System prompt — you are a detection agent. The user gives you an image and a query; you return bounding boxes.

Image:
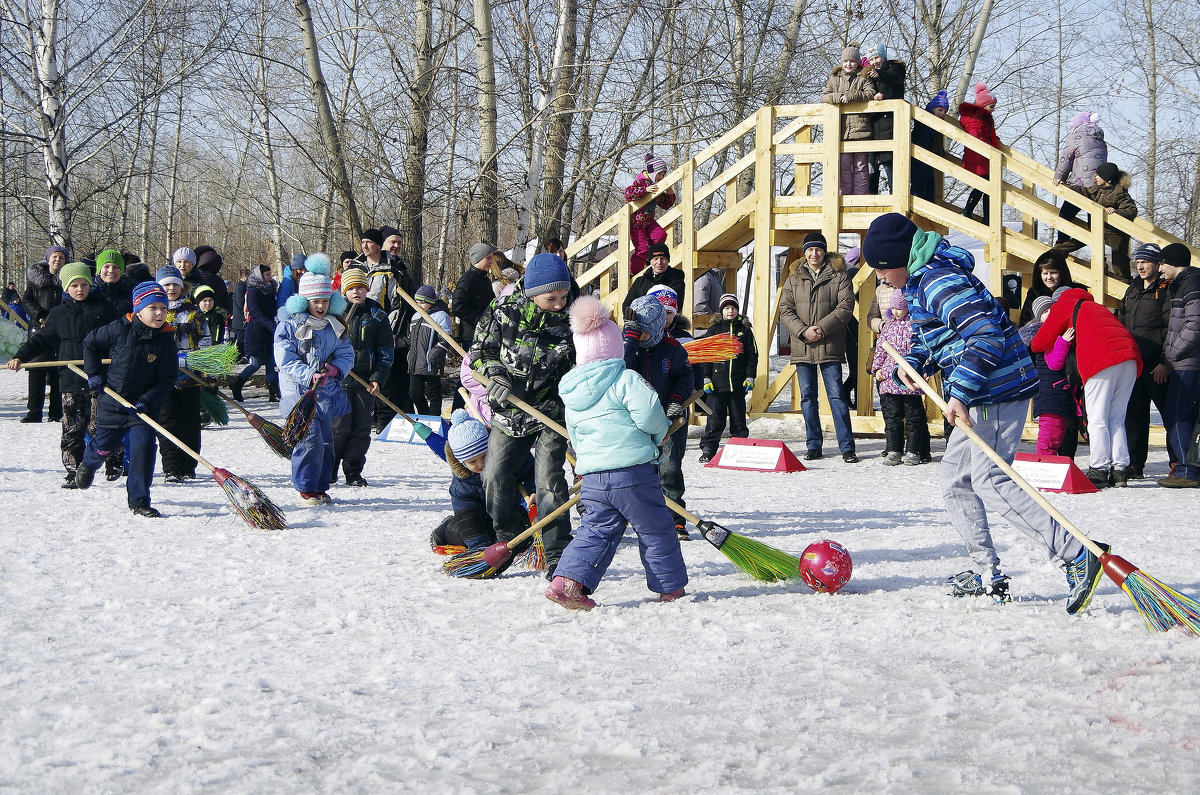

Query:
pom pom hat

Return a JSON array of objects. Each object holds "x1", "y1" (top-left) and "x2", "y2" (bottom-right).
[
  {"x1": 569, "y1": 295, "x2": 623, "y2": 364},
  {"x1": 448, "y1": 409, "x2": 490, "y2": 462},
  {"x1": 298, "y1": 253, "x2": 333, "y2": 299},
  {"x1": 59, "y1": 262, "x2": 93, "y2": 290},
  {"x1": 132, "y1": 282, "x2": 167, "y2": 313},
  {"x1": 973, "y1": 83, "x2": 996, "y2": 106},
  {"x1": 523, "y1": 252, "x2": 571, "y2": 298},
  {"x1": 925, "y1": 90, "x2": 949, "y2": 112}
]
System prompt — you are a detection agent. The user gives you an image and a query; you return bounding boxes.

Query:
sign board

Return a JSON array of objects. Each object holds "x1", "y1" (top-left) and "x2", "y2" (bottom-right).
[
  {"x1": 1011, "y1": 452, "x2": 1099, "y2": 494},
  {"x1": 378, "y1": 413, "x2": 448, "y2": 445},
  {"x1": 706, "y1": 437, "x2": 806, "y2": 473}
]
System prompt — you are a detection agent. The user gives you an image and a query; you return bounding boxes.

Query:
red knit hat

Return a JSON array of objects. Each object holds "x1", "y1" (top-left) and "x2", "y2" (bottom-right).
[{"x1": 973, "y1": 83, "x2": 996, "y2": 106}]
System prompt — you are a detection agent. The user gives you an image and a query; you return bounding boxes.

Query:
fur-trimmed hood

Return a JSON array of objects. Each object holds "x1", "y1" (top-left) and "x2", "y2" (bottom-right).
[
  {"x1": 445, "y1": 441, "x2": 473, "y2": 479},
  {"x1": 26, "y1": 260, "x2": 58, "y2": 290}
]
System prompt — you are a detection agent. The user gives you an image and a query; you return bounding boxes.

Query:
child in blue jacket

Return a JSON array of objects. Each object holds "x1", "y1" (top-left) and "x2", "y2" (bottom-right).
[
  {"x1": 274, "y1": 254, "x2": 354, "y2": 505},
  {"x1": 550, "y1": 295, "x2": 688, "y2": 610}
]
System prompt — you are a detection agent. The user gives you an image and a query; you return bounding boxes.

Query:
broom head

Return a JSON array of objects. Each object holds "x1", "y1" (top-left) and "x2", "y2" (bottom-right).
[
  {"x1": 247, "y1": 413, "x2": 292, "y2": 458},
  {"x1": 199, "y1": 388, "x2": 229, "y2": 426},
  {"x1": 212, "y1": 467, "x2": 288, "y2": 530},
  {"x1": 1102, "y1": 552, "x2": 1200, "y2": 635},
  {"x1": 442, "y1": 548, "x2": 500, "y2": 579},
  {"x1": 698, "y1": 519, "x2": 805, "y2": 583},
  {"x1": 681, "y1": 332, "x2": 743, "y2": 364},
  {"x1": 282, "y1": 389, "x2": 317, "y2": 448},
  {"x1": 185, "y1": 343, "x2": 241, "y2": 376}
]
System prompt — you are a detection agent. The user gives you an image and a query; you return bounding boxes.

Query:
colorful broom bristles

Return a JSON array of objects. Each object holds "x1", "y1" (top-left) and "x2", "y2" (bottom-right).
[
  {"x1": 213, "y1": 468, "x2": 287, "y2": 531},
  {"x1": 442, "y1": 550, "x2": 497, "y2": 578},
  {"x1": 1120, "y1": 570, "x2": 1200, "y2": 636},
  {"x1": 185, "y1": 343, "x2": 241, "y2": 376},
  {"x1": 282, "y1": 389, "x2": 317, "y2": 448},
  {"x1": 246, "y1": 413, "x2": 292, "y2": 458},
  {"x1": 199, "y1": 388, "x2": 229, "y2": 426},
  {"x1": 682, "y1": 332, "x2": 743, "y2": 364}
]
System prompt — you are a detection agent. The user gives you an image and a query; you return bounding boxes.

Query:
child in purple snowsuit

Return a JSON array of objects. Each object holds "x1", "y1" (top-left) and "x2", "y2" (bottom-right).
[
  {"x1": 548, "y1": 295, "x2": 688, "y2": 610},
  {"x1": 869, "y1": 289, "x2": 930, "y2": 464}
]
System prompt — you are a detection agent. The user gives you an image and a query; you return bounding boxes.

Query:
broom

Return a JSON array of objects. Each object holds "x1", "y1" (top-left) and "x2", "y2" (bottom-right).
[
  {"x1": 198, "y1": 387, "x2": 229, "y2": 426},
  {"x1": 398, "y1": 285, "x2": 805, "y2": 582},
  {"x1": 21, "y1": 347, "x2": 238, "y2": 377},
  {"x1": 443, "y1": 490, "x2": 582, "y2": 579},
  {"x1": 282, "y1": 387, "x2": 318, "y2": 449},
  {"x1": 346, "y1": 371, "x2": 448, "y2": 459},
  {"x1": 880, "y1": 339, "x2": 1200, "y2": 635},
  {"x1": 681, "y1": 332, "x2": 743, "y2": 364},
  {"x1": 68, "y1": 365, "x2": 287, "y2": 530},
  {"x1": 181, "y1": 369, "x2": 290, "y2": 458}
]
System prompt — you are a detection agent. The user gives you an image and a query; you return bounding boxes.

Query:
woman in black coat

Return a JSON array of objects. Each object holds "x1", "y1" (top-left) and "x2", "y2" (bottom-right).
[
  {"x1": 1018, "y1": 249, "x2": 1076, "y2": 326},
  {"x1": 228, "y1": 264, "x2": 279, "y2": 401}
]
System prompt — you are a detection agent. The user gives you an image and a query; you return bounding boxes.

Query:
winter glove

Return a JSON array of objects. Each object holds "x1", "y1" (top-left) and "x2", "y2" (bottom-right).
[
  {"x1": 323, "y1": 363, "x2": 340, "y2": 380},
  {"x1": 623, "y1": 307, "x2": 641, "y2": 343},
  {"x1": 126, "y1": 401, "x2": 149, "y2": 417},
  {"x1": 429, "y1": 346, "x2": 447, "y2": 371},
  {"x1": 87, "y1": 374, "x2": 105, "y2": 394},
  {"x1": 665, "y1": 402, "x2": 685, "y2": 421},
  {"x1": 743, "y1": 377, "x2": 755, "y2": 393},
  {"x1": 702, "y1": 379, "x2": 714, "y2": 394},
  {"x1": 486, "y1": 373, "x2": 512, "y2": 410},
  {"x1": 312, "y1": 369, "x2": 328, "y2": 387}
]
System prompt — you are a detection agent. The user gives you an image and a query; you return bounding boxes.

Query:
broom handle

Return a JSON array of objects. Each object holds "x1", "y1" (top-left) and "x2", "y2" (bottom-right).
[
  {"x1": 20, "y1": 358, "x2": 111, "y2": 368},
  {"x1": 502, "y1": 484, "x2": 583, "y2": 551},
  {"x1": 181, "y1": 368, "x2": 253, "y2": 419},
  {"x1": 398, "y1": 284, "x2": 704, "y2": 526},
  {"x1": 67, "y1": 364, "x2": 218, "y2": 474},
  {"x1": 878, "y1": 339, "x2": 1102, "y2": 557},
  {"x1": 346, "y1": 370, "x2": 424, "y2": 426},
  {"x1": 0, "y1": 297, "x2": 29, "y2": 330}
]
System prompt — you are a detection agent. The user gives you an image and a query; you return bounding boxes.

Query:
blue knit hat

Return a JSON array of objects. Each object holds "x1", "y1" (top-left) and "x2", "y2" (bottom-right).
[
  {"x1": 155, "y1": 265, "x2": 184, "y2": 287},
  {"x1": 523, "y1": 252, "x2": 571, "y2": 298},
  {"x1": 448, "y1": 409, "x2": 490, "y2": 461},
  {"x1": 132, "y1": 281, "x2": 168, "y2": 313},
  {"x1": 171, "y1": 247, "x2": 196, "y2": 265},
  {"x1": 863, "y1": 213, "x2": 918, "y2": 270},
  {"x1": 415, "y1": 284, "x2": 438, "y2": 303},
  {"x1": 1132, "y1": 243, "x2": 1162, "y2": 264},
  {"x1": 630, "y1": 295, "x2": 667, "y2": 347},
  {"x1": 864, "y1": 43, "x2": 887, "y2": 61},
  {"x1": 925, "y1": 90, "x2": 949, "y2": 112}
]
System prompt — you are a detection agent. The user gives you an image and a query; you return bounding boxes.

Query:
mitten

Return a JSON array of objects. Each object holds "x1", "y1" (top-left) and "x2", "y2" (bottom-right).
[
  {"x1": 622, "y1": 307, "x2": 641, "y2": 343},
  {"x1": 487, "y1": 373, "x2": 512, "y2": 409},
  {"x1": 323, "y1": 363, "x2": 340, "y2": 379},
  {"x1": 126, "y1": 401, "x2": 149, "y2": 417},
  {"x1": 429, "y1": 347, "x2": 447, "y2": 370},
  {"x1": 665, "y1": 402, "x2": 685, "y2": 421},
  {"x1": 743, "y1": 377, "x2": 755, "y2": 393},
  {"x1": 702, "y1": 379, "x2": 714, "y2": 394},
  {"x1": 87, "y1": 374, "x2": 105, "y2": 393}
]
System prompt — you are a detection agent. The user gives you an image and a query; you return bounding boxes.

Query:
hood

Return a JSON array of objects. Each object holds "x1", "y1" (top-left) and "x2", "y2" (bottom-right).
[
  {"x1": 560, "y1": 358, "x2": 625, "y2": 413},
  {"x1": 1073, "y1": 122, "x2": 1104, "y2": 142},
  {"x1": 958, "y1": 101, "x2": 992, "y2": 118},
  {"x1": 1057, "y1": 287, "x2": 1093, "y2": 312},
  {"x1": 247, "y1": 268, "x2": 276, "y2": 293},
  {"x1": 26, "y1": 260, "x2": 57, "y2": 289}
]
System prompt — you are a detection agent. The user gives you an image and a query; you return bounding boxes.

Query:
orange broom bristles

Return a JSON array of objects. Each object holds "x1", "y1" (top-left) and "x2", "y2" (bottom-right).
[{"x1": 682, "y1": 332, "x2": 742, "y2": 364}]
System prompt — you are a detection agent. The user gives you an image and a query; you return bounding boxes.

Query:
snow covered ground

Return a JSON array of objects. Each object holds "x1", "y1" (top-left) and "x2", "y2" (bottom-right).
[{"x1": 2, "y1": 373, "x2": 1199, "y2": 793}]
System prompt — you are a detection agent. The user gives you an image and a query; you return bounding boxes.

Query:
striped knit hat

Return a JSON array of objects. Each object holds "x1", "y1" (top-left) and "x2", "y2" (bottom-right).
[
  {"x1": 1132, "y1": 243, "x2": 1162, "y2": 264},
  {"x1": 718, "y1": 293, "x2": 739, "y2": 311},
  {"x1": 340, "y1": 267, "x2": 369, "y2": 294},
  {"x1": 646, "y1": 284, "x2": 678, "y2": 312},
  {"x1": 132, "y1": 281, "x2": 168, "y2": 313}
]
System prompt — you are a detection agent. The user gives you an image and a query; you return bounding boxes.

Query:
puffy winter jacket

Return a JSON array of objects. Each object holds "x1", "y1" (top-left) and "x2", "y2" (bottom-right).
[
  {"x1": 1031, "y1": 287, "x2": 1142, "y2": 382},
  {"x1": 343, "y1": 297, "x2": 394, "y2": 388},
  {"x1": 958, "y1": 102, "x2": 1001, "y2": 177},
  {"x1": 779, "y1": 253, "x2": 854, "y2": 364},
  {"x1": 82, "y1": 314, "x2": 179, "y2": 428},
  {"x1": 1164, "y1": 266, "x2": 1200, "y2": 372},
  {"x1": 624, "y1": 330, "x2": 693, "y2": 405},
  {"x1": 407, "y1": 300, "x2": 452, "y2": 375},
  {"x1": 1071, "y1": 174, "x2": 1136, "y2": 221},
  {"x1": 1018, "y1": 320, "x2": 1075, "y2": 419},
  {"x1": 469, "y1": 290, "x2": 574, "y2": 437},
  {"x1": 453, "y1": 266, "x2": 496, "y2": 346},
  {"x1": 273, "y1": 311, "x2": 354, "y2": 420},
  {"x1": 700, "y1": 315, "x2": 758, "y2": 392},
  {"x1": 1117, "y1": 275, "x2": 1171, "y2": 369},
  {"x1": 560, "y1": 358, "x2": 669, "y2": 475},
  {"x1": 1054, "y1": 121, "x2": 1108, "y2": 187},
  {"x1": 22, "y1": 260, "x2": 62, "y2": 327},
  {"x1": 623, "y1": 266, "x2": 688, "y2": 310},
  {"x1": 820, "y1": 66, "x2": 878, "y2": 140},
  {"x1": 868, "y1": 60, "x2": 906, "y2": 140},
  {"x1": 91, "y1": 276, "x2": 133, "y2": 316},
  {"x1": 15, "y1": 292, "x2": 117, "y2": 391}
]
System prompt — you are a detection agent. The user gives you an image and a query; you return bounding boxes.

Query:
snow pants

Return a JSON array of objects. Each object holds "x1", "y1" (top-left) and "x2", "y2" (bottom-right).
[
  {"x1": 941, "y1": 399, "x2": 1083, "y2": 579},
  {"x1": 700, "y1": 391, "x2": 748, "y2": 457},
  {"x1": 60, "y1": 389, "x2": 91, "y2": 475},
  {"x1": 85, "y1": 423, "x2": 157, "y2": 510},
  {"x1": 839, "y1": 153, "x2": 869, "y2": 195},
  {"x1": 158, "y1": 386, "x2": 202, "y2": 478},
  {"x1": 1082, "y1": 360, "x2": 1137, "y2": 470},
  {"x1": 880, "y1": 393, "x2": 930, "y2": 456},
  {"x1": 332, "y1": 386, "x2": 376, "y2": 480},
  {"x1": 554, "y1": 462, "x2": 687, "y2": 596}
]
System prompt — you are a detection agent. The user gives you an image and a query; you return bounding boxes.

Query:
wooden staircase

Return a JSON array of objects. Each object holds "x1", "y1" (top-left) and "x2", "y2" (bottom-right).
[{"x1": 565, "y1": 101, "x2": 1193, "y2": 435}]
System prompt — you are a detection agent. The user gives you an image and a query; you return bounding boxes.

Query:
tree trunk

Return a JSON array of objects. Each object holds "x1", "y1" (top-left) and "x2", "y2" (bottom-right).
[
  {"x1": 401, "y1": 0, "x2": 435, "y2": 284},
  {"x1": 33, "y1": 0, "x2": 71, "y2": 248},
  {"x1": 165, "y1": 76, "x2": 185, "y2": 256},
  {"x1": 1143, "y1": 0, "x2": 1157, "y2": 222},
  {"x1": 765, "y1": 0, "x2": 807, "y2": 107},
  {"x1": 257, "y1": 0, "x2": 285, "y2": 272},
  {"x1": 292, "y1": 0, "x2": 361, "y2": 241},
  {"x1": 473, "y1": 0, "x2": 499, "y2": 246},
  {"x1": 953, "y1": 0, "x2": 995, "y2": 107},
  {"x1": 436, "y1": 42, "x2": 461, "y2": 288},
  {"x1": 140, "y1": 91, "x2": 161, "y2": 260},
  {"x1": 534, "y1": 0, "x2": 578, "y2": 256}
]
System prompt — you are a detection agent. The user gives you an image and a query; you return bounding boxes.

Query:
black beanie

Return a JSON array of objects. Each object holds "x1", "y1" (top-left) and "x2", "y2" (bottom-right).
[
  {"x1": 648, "y1": 243, "x2": 670, "y2": 262},
  {"x1": 361, "y1": 228, "x2": 384, "y2": 246},
  {"x1": 802, "y1": 232, "x2": 828, "y2": 252},
  {"x1": 1161, "y1": 243, "x2": 1191, "y2": 270},
  {"x1": 1096, "y1": 162, "x2": 1120, "y2": 185},
  {"x1": 863, "y1": 213, "x2": 918, "y2": 270}
]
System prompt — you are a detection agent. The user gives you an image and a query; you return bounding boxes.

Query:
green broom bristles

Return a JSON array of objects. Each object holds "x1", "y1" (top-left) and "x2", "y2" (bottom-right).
[
  {"x1": 199, "y1": 388, "x2": 229, "y2": 426},
  {"x1": 185, "y1": 343, "x2": 240, "y2": 376},
  {"x1": 697, "y1": 520, "x2": 805, "y2": 583},
  {"x1": 1120, "y1": 570, "x2": 1200, "y2": 636},
  {"x1": 213, "y1": 468, "x2": 287, "y2": 530}
]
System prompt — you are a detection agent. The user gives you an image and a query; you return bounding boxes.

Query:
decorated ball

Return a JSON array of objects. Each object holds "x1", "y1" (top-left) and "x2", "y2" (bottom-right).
[{"x1": 799, "y1": 540, "x2": 852, "y2": 593}]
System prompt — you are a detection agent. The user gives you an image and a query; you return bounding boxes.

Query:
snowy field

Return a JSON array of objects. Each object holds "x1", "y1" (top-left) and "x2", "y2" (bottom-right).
[{"x1": 2, "y1": 373, "x2": 1200, "y2": 793}]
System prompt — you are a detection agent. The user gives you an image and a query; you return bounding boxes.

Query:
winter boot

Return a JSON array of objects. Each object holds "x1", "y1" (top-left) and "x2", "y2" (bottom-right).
[
  {"x1": 545, "y1": 576, "x2": 596, "y2": 610},
  {"x1": 267, "y1": 381, "x2": 280, "y2": 403},
  {"x1": 228, "y1": 376, "x2": 245, "y2": 402}
]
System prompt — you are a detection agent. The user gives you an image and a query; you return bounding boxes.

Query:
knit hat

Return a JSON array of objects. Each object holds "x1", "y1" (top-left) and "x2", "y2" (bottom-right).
[
  {"x1": 844, "y1": 246, "x2": 862, "y2": 267},
  {"x1": 1096, "y1": 162, "x2": 1120, "y2": 185},
  {"x1": 361, "y1": 228, "x2": 384, "y2": 246},
  {"x1": 1031, "y1": 296, "x2": 1055, "y2": 321},
  {"x1": 889, "y1": 289, "x2": 909, "y2": 313},
  {"x1": 172, "y1": 247, "x2": 197, "y2": 266},
  {"x1": 44, "y1": 245, "x2": 69, "y2": 262},
  {"x1": 193, "y1": 284, "x2": 215, "y2": 305},
  {"x1": 469, "y1": 242, "x2": 496, "y2": 266},
  {"x1": 644, "y1": 152, "x2": 667, "y2": 175},
  {"x1": 379, "y1": 225, "x2": 401, "y2": 242},
  {"x1": 1071, "y1": 111, "x2": 1100, "y2": 128},
  {"x1": 298, "y1": 253, "x2": 334, "y2": 300},
  {"x1": 1052, "y1": 286, "x2": 1072, "y2": 301},
  {"x1": 1161, "y1": 243, "x2": 1192, "y2": 270},
  {"x1": 925, "y1": 90, "x2": 949, "y2": 112},
  {"x1": 156, "y1": 265, "x2": 184, "y2": 288},
  {"x1": 863, "y1": 213, "x2": 918, "y2": 270},
  {"x1": 196, "y1": 247, "x2": 223, "y2": 275},
  {"x1": 523, "y1": 252, "x2": 571, "y2": 298},
  {"x1": 1132, "y1": 243, "x2": 1162, "y2": 264},
  {"x1": 864, "y1": 43, "x2": 886, "y2": 60},
  {"x1": 448, "y1": 409, "x2": 490, "y2": 462},
  {"x1": 415, "y1": 284, "x2": 438, "y2": 303},
  {"x1": 973, "y1": 83, "x2": 996, "y2": 106},
  {"x1": 95, "y1": 249, "x2": 124, "y2": 275},
  {"x1": 646, "y1": 284, "x2": 678, "y2": 313},
  {"x1": 569, "y1": 294, "x2": 623, "y2": 365},
  {"x1": 131, "y1": 281, "x2": 167, "y2": 313},
  {"x1": 841, "y1": 43, "x2": 861, "y2": 63},
  {"x1": 648, "y1": 242, "x2": 671, "y2": 262},
  {"x1": 59, "y1": 261, "x2": 93, "y2": 290},
  {"x1": 340, "y1": 267, "x2": 369, "y2": 294},
  {"x1": 802, "y1": 232, "x2": 828, "y2": 252},
  {"x1": 290, "y1": 253, "x2": 307, "y2": 271},
  {"x1": 718, "y1": 293, "x2": 739, "y2": 312},
  {"x1": 339, "y1": 250, "x2": 357, "y2": 264},
  {"x1": 630, "y1": 295, "x2": 667, "y2": 347}
]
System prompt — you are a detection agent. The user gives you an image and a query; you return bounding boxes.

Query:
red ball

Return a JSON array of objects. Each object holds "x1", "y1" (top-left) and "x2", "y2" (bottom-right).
[{"x1": 800, "y1": 540, "x2": 853, "y2": 593}]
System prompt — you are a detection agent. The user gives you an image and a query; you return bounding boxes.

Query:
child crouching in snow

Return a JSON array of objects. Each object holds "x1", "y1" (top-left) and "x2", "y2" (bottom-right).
[
  {"x1": 548, "y1": 295, "x2": 688, "y2": 610},
  {"x1": 274, "y1": 254, "x2": 354, "y2": 505}
]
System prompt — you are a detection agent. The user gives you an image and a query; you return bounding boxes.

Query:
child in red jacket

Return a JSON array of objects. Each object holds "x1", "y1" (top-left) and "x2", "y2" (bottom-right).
[{"x1": 959, "y1": 83, "x2": 1001, "y2": 224}]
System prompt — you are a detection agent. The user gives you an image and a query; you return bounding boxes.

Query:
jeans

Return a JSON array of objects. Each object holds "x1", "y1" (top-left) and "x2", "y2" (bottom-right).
[
  {"x1": 1164, "y1": 370, "x2": 1200, "y2": 480},
  {"x1": 796, "y1": 362, "x2": 855, "y2": 454},
  {"x1": 237, "y1": 355, "x2": 278, "y2": 387},
  {"x1": 1125, "y1": 368, "x2": 1172, "y2": 471},
  {"x1": 483, "y1": 425, "x2": 573, "y2": 571}
]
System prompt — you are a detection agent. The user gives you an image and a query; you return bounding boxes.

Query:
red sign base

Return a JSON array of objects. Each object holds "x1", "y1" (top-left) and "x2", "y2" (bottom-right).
[
  {"x1": 1012, "y1": 452, "x2": 1099, "y2": 494},
  {"x1": 705, "y1": 437, "x2": 807, "y2": 473}
]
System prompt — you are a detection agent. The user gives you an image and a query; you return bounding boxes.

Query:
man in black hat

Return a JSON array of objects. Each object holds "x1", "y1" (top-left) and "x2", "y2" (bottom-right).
[{"x1": 623, "y1": 243, "x2": 686, "y2": 310}]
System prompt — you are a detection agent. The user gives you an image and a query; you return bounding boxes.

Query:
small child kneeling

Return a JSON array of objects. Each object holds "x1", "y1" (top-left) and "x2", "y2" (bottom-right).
[{"x1": 549, "y1": 295, "x2": 688, "y2": 610}]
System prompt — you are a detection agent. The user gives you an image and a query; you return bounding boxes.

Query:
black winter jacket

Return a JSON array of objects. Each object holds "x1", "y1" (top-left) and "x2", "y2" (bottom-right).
[
  {"x1": 91, "y1": 276, "x2": 133, "y2": 316},
  {"x1": 22, "y1": 260, "x2": 62, "y2": 326},
  {"x1": 83, "y1": 315, "x2": 179, "y2": 428},
  {"x1": 623, "y1": 266, "x2": 687, "y2": 310},
  {"x1": 701, "y1": 315, "x2": 759, "y2": 392},
  {"x1": 453, "y1": 266, "x2": 496, "y2": 346},
  {"x1": 1117, "y1": 276, "x2": 1171, "y2": 370},
  {"x1": 15, "y1": 293, "x2": 117, "y2": 392},
  {"x1": 343, "y1": 297, "x2": 394, "y2": 388},
  {"x1": 623, "y1": 333, "x2": 693, "y2": 407}
]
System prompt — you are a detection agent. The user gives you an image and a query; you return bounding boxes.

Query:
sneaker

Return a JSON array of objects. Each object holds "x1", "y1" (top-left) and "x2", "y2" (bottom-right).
[
  {"x1": 804, "y1": 449, "x2": 823, "y2": 461},
  {"x1": 163, "y1": 473, "x2": 184, "y2": 484},
  {"x1": 1126, "y1": 466, "x2": 1144, "y2": 480},
  {"x1": 675, "y1": 522, "x2": 689, "y2": 541},
  {"x1": 61, "y1": 476, "x2": 78, "y2": 490},
  {"x1": 902, "y1": 452, "x2": 923, "y2": 466},
  {"x1": 1064, "y1": 543, "x2": 1109, "y2": 614},
  {"x1": 317, "y1": 492, "x2": 332, "y2": 504},
  {"x1": 345, "y1": 475, "x2": 368, "y2": 487},
  {"x1": 879, "y1": 449, "x2": 892, "y2": 458},
  {"x1": 657, "y1": 589, "x2": 687, "y2": 602},
  {"x1": 75, "y1": 464, "x2": 97, "y2": 490},
  {"x1": 1159, "y1": 475, "x2": 1200, "y2": 488},
  {"x1": 1086, "y1": 467, "x2": 1112, "y2": 489},
  {"x1": 842, "y1": 451, "x2": 859, "y2": 464},
  {"x1": 131, "y1": 506, "x2": 163, "y2": 518},
  {"x1": 1112, "y1": 467, "x2": 1129, "y2": 488},
  {"x1": 989, "y1": 575, "x2": 1012, "y2": 604},
  {"x1": 948, "y1": 570, "x2": 987, "y2": 597},
  {"x1": 105, "y1": 461, "x2": 122, "y2": 481},
  {"x1": 698, "y1": 453, "x2": 711, "y2": 464},
  {"x1": 299, "y1": 492, "x2": 325, "y2": 505},
  {"x1": 882, "y1": 451, "x2": 903, "y2": 466},
  {"x1": 545, "y1": 576, "x2": 596, "y2": 610}
]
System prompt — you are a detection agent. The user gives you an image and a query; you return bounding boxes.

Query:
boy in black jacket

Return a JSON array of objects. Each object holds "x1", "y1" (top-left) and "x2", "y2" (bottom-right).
[
  {"x1": 699, "y1": 294, "x2": 759, "y2": 462},
  {"x1": 75, "y1": 282, "x2": 180, "y2": 517},
  {"x1": 7, "y1": 262, "x2": 116, "y2": 487},
  {"x1": 332, "y1": 268, "x2": 393, "y2": 486}
]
